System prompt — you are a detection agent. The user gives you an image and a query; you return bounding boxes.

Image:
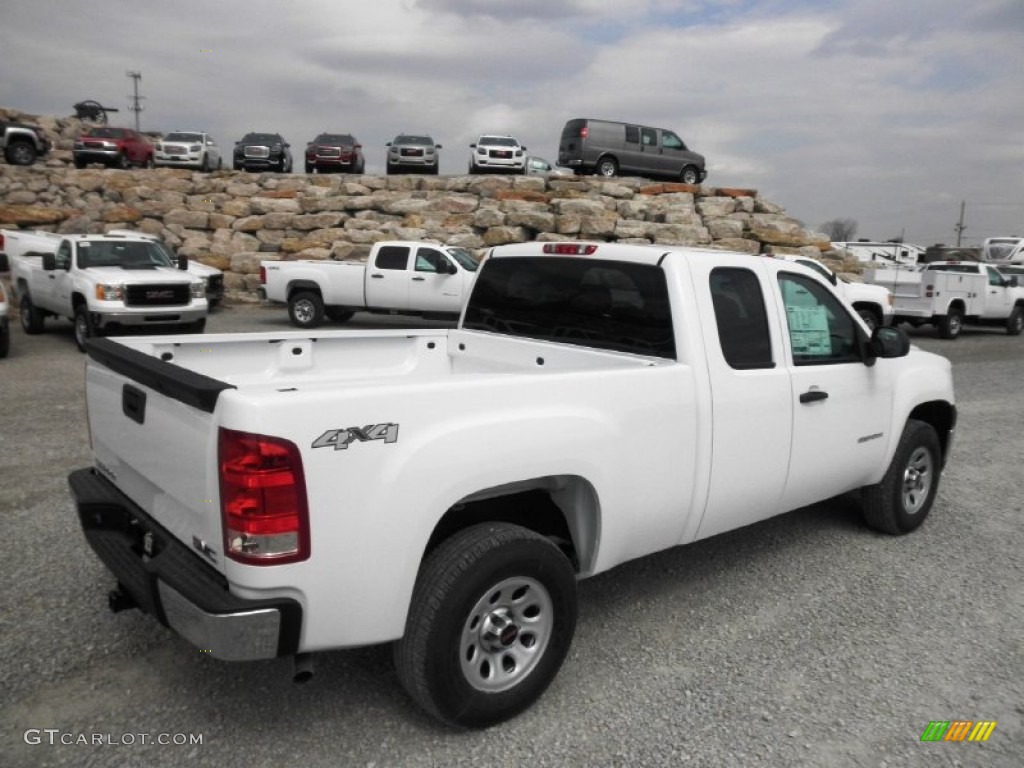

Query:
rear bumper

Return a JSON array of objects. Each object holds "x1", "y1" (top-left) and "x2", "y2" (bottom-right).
[{"x1": 69, "y1": 467, "x2": 302, "y2": 661}]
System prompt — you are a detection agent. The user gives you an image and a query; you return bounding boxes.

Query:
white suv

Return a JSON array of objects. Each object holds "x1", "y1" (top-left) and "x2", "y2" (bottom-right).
[
  {"x1": 154, "y1": 131, "x2": 222, "y2": 171},
  {"x1": 469, "y1": 135, "x2": 527, "y2": 174}
]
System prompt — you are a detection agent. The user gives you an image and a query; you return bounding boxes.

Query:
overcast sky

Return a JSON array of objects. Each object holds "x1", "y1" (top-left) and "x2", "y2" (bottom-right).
[{"x1": 2, "y1": 0, "x2": 1022, "y2": 245}]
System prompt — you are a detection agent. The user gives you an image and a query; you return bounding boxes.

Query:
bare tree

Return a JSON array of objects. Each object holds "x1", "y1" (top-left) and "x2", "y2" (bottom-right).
[{"x1": 819, "y1": 218, "x2": 858, "y2": 241}]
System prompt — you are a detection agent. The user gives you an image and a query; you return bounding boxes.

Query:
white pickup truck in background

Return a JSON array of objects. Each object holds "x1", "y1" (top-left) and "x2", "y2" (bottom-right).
[
  {"x1": 69, "y1": 241, "x2": 956, "y2": 728},
  {"x1": 260, "y1": 240, "x2": 479, "y2": 327},
  {"x1": 2, "y1": 229, "x2": 208, "y2": 351},
  {"x1": 107, "y1": 229, "x2": 225, "y2": 307},
  {"x1": 864, "y1": 260, "x2": 1024, "y2": 339},
  {"x1": 773, "y1": 254, "x2": 893, "y2": 330}
]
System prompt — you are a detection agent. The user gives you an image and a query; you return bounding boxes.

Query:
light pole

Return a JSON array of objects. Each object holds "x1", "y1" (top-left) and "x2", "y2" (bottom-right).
[{"x1": 126, "y1": 71, "x2": 144, "y2": 132}]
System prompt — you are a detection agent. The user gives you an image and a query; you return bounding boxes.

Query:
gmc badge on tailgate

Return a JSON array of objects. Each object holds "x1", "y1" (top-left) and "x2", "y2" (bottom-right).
[{"x1": 312, "y1": 423, "x2": 399, "y2": 451}]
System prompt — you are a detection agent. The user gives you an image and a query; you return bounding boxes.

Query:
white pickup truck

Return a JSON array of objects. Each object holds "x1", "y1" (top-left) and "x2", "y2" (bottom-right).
[
  {"x1": 69, "y1": 241, "x2": 956, "y2": 728},
  {"x1": 864, "y1": 260, "x2": 1024, "y2": 339},
  {"x1": 2, "y1": 230, "x2": 208, "y2": 351},
  {"x1": 260, "y1": 240, "x2": 479, "y2": 328}
]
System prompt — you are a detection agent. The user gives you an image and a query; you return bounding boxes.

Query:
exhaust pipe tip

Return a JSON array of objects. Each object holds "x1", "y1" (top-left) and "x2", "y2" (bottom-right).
[{"x1": 293, "y1": 653, "x2": 314, "y2": 684}]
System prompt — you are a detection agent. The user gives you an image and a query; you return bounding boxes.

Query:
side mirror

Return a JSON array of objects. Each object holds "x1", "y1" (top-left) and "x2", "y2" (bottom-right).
[
  {"x1": 440, "y1": 260, "x2": 457, "y2": 275},
  {"x1": 386, "y1": 142, "x2": 392, "y2": 147},
  {"x1": 867, "y1": 326, "x2": 910, "y2": 363},
  {"x1": 1004, "y1": 277, "x2": 1018, "y2": 288},
  {"x1": 470, "y1": 143, "x2": 477, "y2": 148},
  {"x1": 42, "y1": 253, "x2": 56, "y2": 271},
  {"x1": 435, "y1": 144, "x2": 443, "y2": 149},
  {"x1": 177, "y1": 255, "x2": 189, "y2": 271}
]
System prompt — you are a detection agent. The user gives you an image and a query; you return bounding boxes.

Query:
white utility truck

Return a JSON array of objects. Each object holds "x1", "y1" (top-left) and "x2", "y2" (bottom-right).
[
  {"x1": 69, "y1": 241, "x2": 956, "y2": 728},
  {"x1": 864, "y1": 260, "x2": 1024, "y2": 339},
  {"x1": 260, "y1": 240, "x2": 479, "y2": 328},
  {"x1": 2, "y1": 230, "x2": 208, "y2": 351},
  {"x1": 772, "y1": 254, "x2": 893, "y2": 330}
]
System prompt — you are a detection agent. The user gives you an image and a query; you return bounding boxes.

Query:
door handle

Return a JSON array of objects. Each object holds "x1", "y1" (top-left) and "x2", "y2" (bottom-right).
[
  {"x1": 799, "y1": 390, "x2": 829, "y2": 404},
  {"x1": 412, "y1": 276, "x2": 425, "y2": 282},
  {"x1": 370, "y1": 274, "x2": 384, "y2": 279}
]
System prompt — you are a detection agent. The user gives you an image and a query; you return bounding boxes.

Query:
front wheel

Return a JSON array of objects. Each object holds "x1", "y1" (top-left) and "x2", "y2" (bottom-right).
[
  {"x1": 394, "y1": 523, "x2": 577, "y2": 728},
  {"x1": 1006, "y1": 307, "x2": 1024, "y2": 336},
  {"x1": 937, "y1": 308, "x2": 963, "y2": 339},
  {"x1": 287, "y1": 290, "x2": 324, "y2": 328},
  {"x1": 74, "y1": 305, "x2": 98, "y2": 352},
  {"x1": 596, "y1": 156, "x2": 618, "y2": 177},
  {"x1": 862, "y1": 420, "x2": 941, "y2": 535},
  {"x1": 680, "y1": 165, "x2": 700, "y2": 185},
  {"x1": 5, "y1": 141, "x2": 37, "y2": 166},
  {"x1": 20, "y1": 295, "x2": 45, "y2": 334}
]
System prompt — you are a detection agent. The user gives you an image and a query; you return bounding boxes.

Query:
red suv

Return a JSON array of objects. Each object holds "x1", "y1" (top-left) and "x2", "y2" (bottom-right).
[
  {"x1": 304, "y1": 133, "x2": 364, "y2": 174},
  {"x1": 73, "y1": 127, "x2": 154, "y2": 169}
]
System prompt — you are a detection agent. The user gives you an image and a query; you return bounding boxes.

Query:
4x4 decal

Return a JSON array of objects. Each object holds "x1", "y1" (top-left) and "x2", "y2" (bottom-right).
[{"x1": 312, "y1": 423, "x2": 399, "y2": 451}]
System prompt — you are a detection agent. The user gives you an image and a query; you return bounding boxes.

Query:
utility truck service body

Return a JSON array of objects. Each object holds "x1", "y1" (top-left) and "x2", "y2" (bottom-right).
[
  {"x1": 260, "y1": 240, "x2": 479, "y2": 328},
  {"x1": 70, "y1": 242, "x2": 956, "y2": 727},
  {"x1": 864, "y1": 261, "x2": 1024, "y2": 339}
]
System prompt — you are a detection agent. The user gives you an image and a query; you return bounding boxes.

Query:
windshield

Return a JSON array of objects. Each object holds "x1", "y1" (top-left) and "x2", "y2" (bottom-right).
[
  {"x1": 463, "y1": 256, "x2": 675, "y2": 358},
  {"x1": 445, "y1": 247, "x2": 479, "y2": 272},
  {"x1": 479, "y1": 137, "x2": 518, "y2": 147},
  {"x1": 78, "y1": 240, "x2": 175, "y2": 269},
  {"x1": 242, "y1": 134, "x2": 280, "y2": 144},
  {"x1": 165, "y1": 132, "x2": 203, "y2": 143},
  {"x1": 395, "y1": 135, "x2": 433, "y2": 145},
  {"x1": 984, "y1": 241, "x2": 1022, "y2": 260},
  {"x1": 314, "y1": 134, "x2": 355, "y2": 145},
  {"x1": 87, "y1": 128, "x2": 125, "y2": 139}
]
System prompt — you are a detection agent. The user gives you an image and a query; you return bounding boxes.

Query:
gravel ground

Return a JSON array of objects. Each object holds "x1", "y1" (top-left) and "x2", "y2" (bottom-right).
[{"x1": 1, "y1": 304, "x2": 1021, "y2": 767}]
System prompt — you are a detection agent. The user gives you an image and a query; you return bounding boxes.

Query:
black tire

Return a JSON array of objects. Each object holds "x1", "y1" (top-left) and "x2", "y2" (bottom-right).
[
  {"x1": 288, "y1": 290, "x2": 324, "y2": 328},
  {"x1": 143, "y1": 156, "x2": 155, "y2": 169},
  {"x1": 325, "y1": 307, "x2": 354, "y2": 324},
  {"x1": 596, "y1": 156, "x2": 618, "y2": 177},
  {"x1": 1006, "y1": 307, "x2": 1024, "y2": 336},
  {"x1": 20, "y1": 294, "x2": 45, "y2": 334},
  {"x1": 862, "y1": 420, "x2": 941, "y2": 535},
  {"x1": 200, "y1": 154, "x2": 210, "y2": 172},
  {"x1": 680, "y1": 165, "x2": 700, "y2": 185},
  {"x1": 74, "y1": 158, "x2": 86, "y2": 169},
  {"x1": 73, "y1": 305, "x2": 98, "y2": 352},
  {"x1": 233, "y1": 161, "x2": 241, "y2": 171},
  {"x1": 305, "y1": 164, "x2": 314, "y2": 174},
  {"x1": 937, "y1": 308, "x2": 963, "y2": 339},
  {"x1": 857, "y1": 307, "x2": 881, "y2": 332},
  {"x1": 5, "y1": 141, "x2": 37, "y2": 166},
  {"x1": 217, "y1": 157, "x2": 223, "y2": 170},
  {"x1": 116, "y1": 152, "x2": 129, "y2": 170},
  {"x1": 386, "y1": 165, "x2": 394, "y2": 175},
  {"x1": 0, "y1": 324, "x2": 9, "y2": 358},
  {"x1": 394, "y1": 523, "x2": 577, "y2": 728}
]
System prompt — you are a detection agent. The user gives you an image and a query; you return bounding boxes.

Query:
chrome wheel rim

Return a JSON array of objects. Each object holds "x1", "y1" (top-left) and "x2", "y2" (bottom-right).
[
  {"x1": 293, "y1": 300, "x2": 315, "y2": 324},
  {"x1": 902, "y1": 446, "x2": 934, "y2": 516},
  {"x1": 460, "y1": 576, "x2": 553, "y2": 693},
  {"x1": 949, "y1": 315, "x2": 961, "y2": 336}
]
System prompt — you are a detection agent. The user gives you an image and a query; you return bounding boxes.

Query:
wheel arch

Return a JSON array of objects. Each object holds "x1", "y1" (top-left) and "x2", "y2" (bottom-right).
[
  {"x1": 286, "y1": 280, "x2": 322, "y2": 302},
  {"x1": 425, "y1": 475, "x2": 601, "y2": 577},
  {"x1": 595, "y1": 153, "x2": 618, "y2": 174},
  {"x1": 907, "y1": 400, "x2": 956, "y2": 467}
]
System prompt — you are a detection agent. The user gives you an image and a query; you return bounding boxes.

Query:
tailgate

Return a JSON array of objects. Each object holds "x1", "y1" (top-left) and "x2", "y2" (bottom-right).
[{"x1": 84, "y1": 337, "x2": 234, "y2": 571}]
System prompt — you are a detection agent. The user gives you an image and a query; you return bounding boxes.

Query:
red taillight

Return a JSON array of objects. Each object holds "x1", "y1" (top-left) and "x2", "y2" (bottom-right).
[
  {"x1": 580, "y1": 126, "x2": 588, "y2": 138},
  {"x1": 259, "y1": 265, "x2": 266, "y2": 284},
  {"x1": 543, "y1": 243, "x2": 598, "y2": 256},
  {"x1": 218, "y1": 428, "x2": 309, "y2": 565}
]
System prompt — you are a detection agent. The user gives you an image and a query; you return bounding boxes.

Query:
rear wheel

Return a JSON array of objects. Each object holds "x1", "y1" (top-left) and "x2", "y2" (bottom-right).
[
  {"x1": 288, "y1": 290, "x2": 324, "y2": 328},
  {"x1": 1006, "y1": 307, "x2": 1024, "y2": 336},
  {"x1": 394, "y1": 523, "x2": 577, "y2": 728},
  {"x1": 20, "y1": 294, "x2": 45, "y2": 334},
  {"x1": 862, "y1": 420, "x2": 941, "y2": 534},
  {"x1": 596, "y1": 156, "x2": 618, "y2": 177},
  {"x1": 937, "y1": 308, "x2": 963, "y2": 339}
]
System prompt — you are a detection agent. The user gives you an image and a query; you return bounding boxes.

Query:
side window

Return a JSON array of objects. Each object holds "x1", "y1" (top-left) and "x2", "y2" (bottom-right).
[
  {"x1": 625, "y1": 125, "x2": 640, "y2": 144},
  {"x1": 662, "y1": 131, "x2": 684, "y2": 150},
  {"x1": 987, "y1": 267, "x2": 1003, "y2": 286},
  {"x1": 710, "y1": 268, "x2": 774, "y2": 369},
  {"x1": 415, "y1": 248, "x2": 449, "y2": 273},
  {"x1": 778, "y1": 273, "x2": 860, "y2": 365},
  {"x1": 56, "y1": 241, "x2": 72, "y2": 270},
  {"x1": 374, "y1": 246, "x2": 410, "y2": 270},
  {"x1": 641, "y1": 127, "x2": 657, "y2": 146}
]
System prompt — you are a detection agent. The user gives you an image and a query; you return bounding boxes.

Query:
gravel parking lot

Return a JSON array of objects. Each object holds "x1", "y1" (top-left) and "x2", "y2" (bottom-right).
[{"x1": 2, "y1": 305, "x2": 1021, "y2": 767}]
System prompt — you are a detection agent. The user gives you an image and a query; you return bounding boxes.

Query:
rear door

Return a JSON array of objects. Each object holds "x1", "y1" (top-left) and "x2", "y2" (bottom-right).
[
  {"x1": 689, "y1": 256, "x2": 793, "y2": 541},
  {"x1": 365, "y1": 244, "x2": 412, "y2": 310}
]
